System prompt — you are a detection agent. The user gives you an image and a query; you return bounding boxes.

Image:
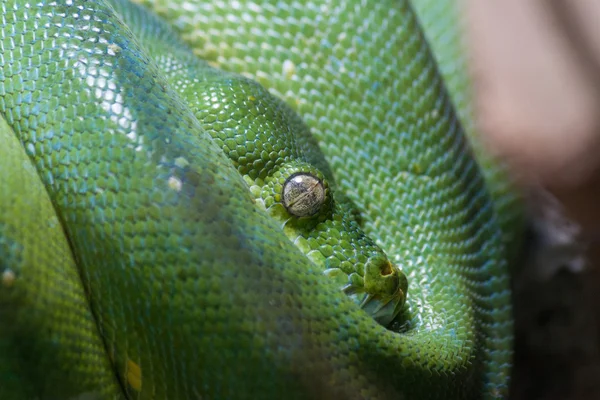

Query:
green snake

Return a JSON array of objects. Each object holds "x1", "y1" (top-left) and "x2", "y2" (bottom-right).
[{"x1": 0, "y1": 0, "x2": 525, "y2": 398}]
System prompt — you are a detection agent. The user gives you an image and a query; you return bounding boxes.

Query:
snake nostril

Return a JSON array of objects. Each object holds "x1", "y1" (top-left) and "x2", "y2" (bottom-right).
[{"x1": 380, "y1": 261, "x2": 393, "y2": 276}]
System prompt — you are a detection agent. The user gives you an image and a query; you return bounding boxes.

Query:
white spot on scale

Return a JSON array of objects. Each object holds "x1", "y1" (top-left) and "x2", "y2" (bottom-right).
[
  {"x1": 282, "y1": 60, "x2": 296, "y2": 79},
  {"x1": 2, "y1": 269, "x2": 16, "y2": 288},
  {"x1": 168, "y1": 176, "x2": 183, "y2": 192},
  {"x1": 107, "y1": 43, "x2": 121, "y2": 56}
]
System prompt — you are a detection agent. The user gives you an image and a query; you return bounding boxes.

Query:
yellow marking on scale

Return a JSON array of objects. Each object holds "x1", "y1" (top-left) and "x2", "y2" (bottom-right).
[{"x1": 126, "y1": 359, "x2": 142, "y2": 391}]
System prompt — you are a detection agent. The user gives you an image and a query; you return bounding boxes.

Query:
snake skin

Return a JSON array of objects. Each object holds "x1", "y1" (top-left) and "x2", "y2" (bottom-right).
[
  {"x1": 0, "y1": 0, "x2": 517, "y2": 399},
  {"x1": 411, "y1": 0, "x2": 525, "y2": 262}
]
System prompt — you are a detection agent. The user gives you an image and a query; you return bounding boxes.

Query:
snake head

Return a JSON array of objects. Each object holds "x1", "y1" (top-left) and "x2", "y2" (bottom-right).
[{"x1": 341, "y1": 256, "x2": 408, "y2": 326}]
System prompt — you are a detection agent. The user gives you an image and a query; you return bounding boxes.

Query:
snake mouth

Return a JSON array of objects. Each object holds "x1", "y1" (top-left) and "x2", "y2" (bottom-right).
[{"x1": 358, "y1": 289, "x2": 406, "y2": 326}]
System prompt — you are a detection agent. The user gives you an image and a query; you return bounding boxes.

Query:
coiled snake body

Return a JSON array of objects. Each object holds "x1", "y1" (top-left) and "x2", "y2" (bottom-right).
[{"x1": 0, "y1": 0, "x2": 522, "y2": 399}]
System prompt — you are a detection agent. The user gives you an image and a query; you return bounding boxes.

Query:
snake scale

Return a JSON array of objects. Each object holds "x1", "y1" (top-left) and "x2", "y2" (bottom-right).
[{"x1": 0, "y1": 0, "x2": 525, "y2": 398}]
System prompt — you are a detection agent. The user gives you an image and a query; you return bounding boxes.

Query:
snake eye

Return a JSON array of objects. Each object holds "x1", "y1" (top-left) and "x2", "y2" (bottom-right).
[{"x1": 282, "y1": 172, "x2": 326, "y2": 217}]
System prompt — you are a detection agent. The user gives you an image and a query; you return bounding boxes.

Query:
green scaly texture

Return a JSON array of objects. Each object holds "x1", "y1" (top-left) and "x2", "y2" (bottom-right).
[
  {"x1": 410, "y1": 0, "x2": 526, "y2": 263},
  {"x1": 0, "y1": 0, "x2": 516, "y2": 399},
  {"x1": 0, "y1": 115, "x2": 123, "y2": 400}
]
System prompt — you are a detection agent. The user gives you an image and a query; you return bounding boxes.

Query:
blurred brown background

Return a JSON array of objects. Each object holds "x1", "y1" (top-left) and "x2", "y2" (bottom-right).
[{"x1": 464, "y1": 1, "x2": 600, "y2": 398}]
